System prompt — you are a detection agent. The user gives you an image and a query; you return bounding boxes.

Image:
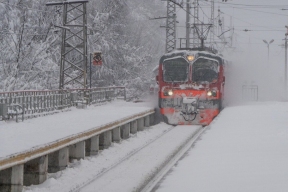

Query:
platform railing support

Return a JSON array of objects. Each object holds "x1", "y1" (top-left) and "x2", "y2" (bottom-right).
[
  {"x1": 144, "y1": 115, "x2": 150, "y2": 127},
  {"x1": 130, "y1": 120, "x2": 138, "y2": 134},
  {"x1": 69, "y1": 141, "x2": 85, "y2": 161},
  {"x1": 121, "y1": 124, "x2": 130, "y2": 139},
  {"x1": 48, "y1": 147, "x2": 69, "y2": 173},
  {"x1": 149, "y1": 113, "x2": 155, "y2": 126},
  {"x1": 137, "y1": 117, "x2": 144, "y2": 131},
  {"x1": 0, "y1": 164, "x2": 23, "y2": 192},
  {"x1": 99, "y1": 131, "x2": 112, "y2": 150},
  {"x1": 112, "y1": 127, "x2": 121, "y2": 143},
  {"x1": 24, "y1": 155, "x2": 48, "y2": 186},
  {"x1": 85, "y1": 135, "x2": 99, "y2": 156}
]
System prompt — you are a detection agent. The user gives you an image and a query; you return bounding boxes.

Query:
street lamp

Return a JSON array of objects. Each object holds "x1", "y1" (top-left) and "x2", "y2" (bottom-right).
[
  {"x1": 263, "y1": 39, "x2": 274, "y2": 61},
  {"x1": 285, "y1": 26, "x2": 288, "y2": 99}
]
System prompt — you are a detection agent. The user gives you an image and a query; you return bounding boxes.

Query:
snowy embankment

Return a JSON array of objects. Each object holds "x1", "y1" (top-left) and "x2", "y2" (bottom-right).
[{"x1": 154, "y1": 102, "x2": 288, "y2": 192}]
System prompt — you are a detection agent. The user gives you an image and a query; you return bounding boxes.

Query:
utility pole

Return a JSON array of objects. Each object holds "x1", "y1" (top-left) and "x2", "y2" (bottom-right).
[
  {"x1": 186, "y1": 0, "x2": 190, "y2": 48},
  {"x1": 193, "y1": 0, "x2": 199, "y2": 48},
  {"x1": 209, "y1": 0, "x2": 215, "y2": 46},
  {"x1": 165, "y1": 1, "x2": 177, "y2": 52},
  {"x1": 285, "y1": 26, "x2": 288, "y2": 98},
  {"x1": 217, "y1": 8, "x2": 225, "y2": 40},
  {"x1": 285, "y1": 35, "x2": 287, "y2": 97},
  {"x1": 46, "y1": 0, "x2": 89, "y2": 89},
  {"x1": 229, "y1": 16, "x2": 233, "y2": 47}
]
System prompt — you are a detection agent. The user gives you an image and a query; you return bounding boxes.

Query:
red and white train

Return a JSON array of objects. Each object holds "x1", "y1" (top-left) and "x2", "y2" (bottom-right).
[{"x1": 156, "y1": 48, "x2": 227, "y2": 125}]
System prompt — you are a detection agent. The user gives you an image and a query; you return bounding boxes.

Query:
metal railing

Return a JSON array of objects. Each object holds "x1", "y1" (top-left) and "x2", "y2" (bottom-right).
[{"x1": 0, "y1": 87, "x2": 126, "y2": 122}]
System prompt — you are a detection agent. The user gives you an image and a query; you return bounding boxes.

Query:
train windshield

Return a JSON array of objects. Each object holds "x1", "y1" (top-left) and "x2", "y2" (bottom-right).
[
  {"x1": 163, "y1": 58, "x2": 188, "y2": 82},
  {"x1": 192, "y1": 58, "x2": 218, "y2": 83}
]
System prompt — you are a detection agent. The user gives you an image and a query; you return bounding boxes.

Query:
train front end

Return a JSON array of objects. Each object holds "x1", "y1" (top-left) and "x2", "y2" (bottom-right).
[{"x1": 157, "y1": 50, "x2": 225, "y2": 126}]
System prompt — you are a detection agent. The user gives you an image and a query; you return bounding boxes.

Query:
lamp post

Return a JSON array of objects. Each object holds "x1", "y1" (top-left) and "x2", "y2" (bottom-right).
[
  {"x1": 285, "y1": 26, "x2": 288, "y2": 99},
  {"x1": 263, "y1": 39, "x2": 274, "y2": 61},
  {"x1": 285, "y1": 35, "x2": 287, "y2": 99}
]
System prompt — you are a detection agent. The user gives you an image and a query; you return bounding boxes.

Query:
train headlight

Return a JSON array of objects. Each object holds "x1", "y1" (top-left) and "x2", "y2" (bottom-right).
[
  {"x1": 164, "y1": 89, "x2": 174, "y2": 96},
  {"x1": 168, "y1": 90, "x2": 173, "y2": 96},
  {"x1": 187, "y1": 55, "x2": 195, "y2": 61},
  {"x1": 207, "y1": 90, "x2": 217, "y2": 97}
]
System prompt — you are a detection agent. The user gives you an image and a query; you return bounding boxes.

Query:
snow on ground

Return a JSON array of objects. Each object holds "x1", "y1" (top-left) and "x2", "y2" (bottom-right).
[
  {"x1": 154, "y1": 102, "x2": 288, "y2": 192},
  {"x1": 2, "y1": 98, "x2": 288, "y2": 192},
  {"x1": 0, "y1": 100, "x2": 154, "y2": 159}
]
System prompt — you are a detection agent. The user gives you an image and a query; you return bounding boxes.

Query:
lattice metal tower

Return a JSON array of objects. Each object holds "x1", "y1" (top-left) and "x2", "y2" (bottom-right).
[
  {"x1": 209, "y1": 0, "x2": 215, "y2": 46},
  {"x1": 192, "y1": 0, "x2": 200, "y2": 48},
  {"x1": 47, "y1": 1, "x2": 88, "y2": 89},
  {"x1": 165, "y1": 1, "x2": 177, "y2": 52},
  {"x1": 186, "y1": 0, "x2": 191, "y2": 48}
]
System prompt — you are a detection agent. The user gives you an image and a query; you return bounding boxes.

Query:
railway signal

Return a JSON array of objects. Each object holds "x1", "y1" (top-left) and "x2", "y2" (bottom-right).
[{"x1": 92, "y1": 52, "x2": 102, "y2": 66}]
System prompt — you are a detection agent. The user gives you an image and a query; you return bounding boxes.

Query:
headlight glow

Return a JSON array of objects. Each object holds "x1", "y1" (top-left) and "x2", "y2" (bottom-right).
[
  {"x1": 207, "y1": 90, "x2": 217, "y2": 97},
  {"x1": 168, "y1": 90, "x2": 173, "y2": 96},
  {"x1": 207, "y1": 91, "x2": 212, "y2": 96},
  {"x1": 187, "y1": 55, "x2": 195, "y2": 61},
  {"x1": 163, "y1": 88, "x2": 174, "y2": 96}
]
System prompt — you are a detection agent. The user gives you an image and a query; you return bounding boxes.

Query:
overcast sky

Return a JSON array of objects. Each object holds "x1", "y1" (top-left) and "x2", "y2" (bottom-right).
[{"x1": 176, "y1": 0, "x2": 288, "y2": 53}]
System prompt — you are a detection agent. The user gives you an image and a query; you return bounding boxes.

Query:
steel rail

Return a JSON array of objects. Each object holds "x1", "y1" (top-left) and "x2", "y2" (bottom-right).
[{"x1": 140, "y1": 125, "x2": 206, "y2": 192}]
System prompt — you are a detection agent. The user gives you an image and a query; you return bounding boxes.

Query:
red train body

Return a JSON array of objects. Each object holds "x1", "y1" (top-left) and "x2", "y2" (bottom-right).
[{"x1": 157, "y1": 48, "x2": 226, "y2": 125}]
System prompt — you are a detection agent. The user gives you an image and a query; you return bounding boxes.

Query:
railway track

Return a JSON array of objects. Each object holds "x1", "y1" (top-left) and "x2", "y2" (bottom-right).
[
  {"x1": 142, "y1": 125, "x2": 207, "y2": 192},
  {"x1": 20, "y1": 122, "x2": 206, "y2": 192},
  {"x1": 71, "y1": 125, "x2": 176, "y2": 192},
  {"x1": 71, "y1": 124, "x2": 206, "y2": 192}
]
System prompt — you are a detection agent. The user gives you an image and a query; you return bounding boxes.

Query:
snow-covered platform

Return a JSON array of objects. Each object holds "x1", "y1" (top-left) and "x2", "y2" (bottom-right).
[
  {"x1": 0, "y1": 100, "x2": 154, "y2": 159},
  {"x1": 155, "y1": 102, "x2": 288, "y2": 192}
]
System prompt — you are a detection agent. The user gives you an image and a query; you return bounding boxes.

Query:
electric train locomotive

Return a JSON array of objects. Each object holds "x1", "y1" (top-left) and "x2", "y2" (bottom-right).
[{"x1": 156, "y1": 48, "x2": 226, "y2": 125}]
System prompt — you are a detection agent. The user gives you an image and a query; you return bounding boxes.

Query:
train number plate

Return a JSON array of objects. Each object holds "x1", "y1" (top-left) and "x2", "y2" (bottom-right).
[{"x1": 183, "y1": 97, "x2": 197, "y2": 104}]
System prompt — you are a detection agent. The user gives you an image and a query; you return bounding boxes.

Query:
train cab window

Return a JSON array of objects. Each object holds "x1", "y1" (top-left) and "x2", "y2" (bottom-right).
[
  {"x1": 192, "y1": 58, "x2": 218, "y2": 83},
  {"x1": 163, "y1": 58, "x2": 189, "y2": 82}
]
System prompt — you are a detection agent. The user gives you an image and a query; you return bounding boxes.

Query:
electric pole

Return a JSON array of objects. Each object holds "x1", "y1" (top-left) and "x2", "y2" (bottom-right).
[
  {"x1": 285, "y1": 26, "x2": 288, "y2": 98},
  {"x1": 46, "y1": 0, "x2": 89, "y2": 89},
  {"x1": 186, "y1": 0, "x2": 190, "y2": 48},
  {"x1": 209, "y1": 0, "x2": 215, "y2": 46},
  {"x1": 192, "y1": 0, "x2": 199, "y2": 48},
  {"x1": 165, "y1": 1, "x2": 177, "y2": 52}
]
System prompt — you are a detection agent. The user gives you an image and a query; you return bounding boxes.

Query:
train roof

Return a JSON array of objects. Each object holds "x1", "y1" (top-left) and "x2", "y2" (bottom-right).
[{"x1": 160, "y1": 48, "x2": 225, "y2": 64}]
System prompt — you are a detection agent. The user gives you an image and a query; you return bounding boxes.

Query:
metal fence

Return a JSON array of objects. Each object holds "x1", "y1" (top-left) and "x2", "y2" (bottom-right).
[
  {"x1": 242, "y1": 85, "x2": 258, "y2": 102},
  {"x1": 0, "y1": 87, "x2": 126, "y2": 122}
]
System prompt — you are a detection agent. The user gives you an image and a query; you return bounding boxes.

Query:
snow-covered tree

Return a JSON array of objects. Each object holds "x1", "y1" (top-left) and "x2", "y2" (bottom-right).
[{"x1": 0, "y1": 0, "x2": 165, "y2": 98}]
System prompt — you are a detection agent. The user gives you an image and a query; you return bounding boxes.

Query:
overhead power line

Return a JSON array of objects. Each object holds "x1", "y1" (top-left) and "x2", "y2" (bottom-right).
[
  {"x1": 232, "y1": 7, "x2": 288, "y2": 16},
  {"x1": 0, "y1": 2, "x2": 55, "y2": 13},
  {"x1": 236, "y1": 29, "x2": 284, "y2": 32},
  {"x1": 204, "y1": 0, "x2": 288, "y2": 8},
  {"x1": 166, "y1": 0, "x2": 204, "y2": 24}
]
